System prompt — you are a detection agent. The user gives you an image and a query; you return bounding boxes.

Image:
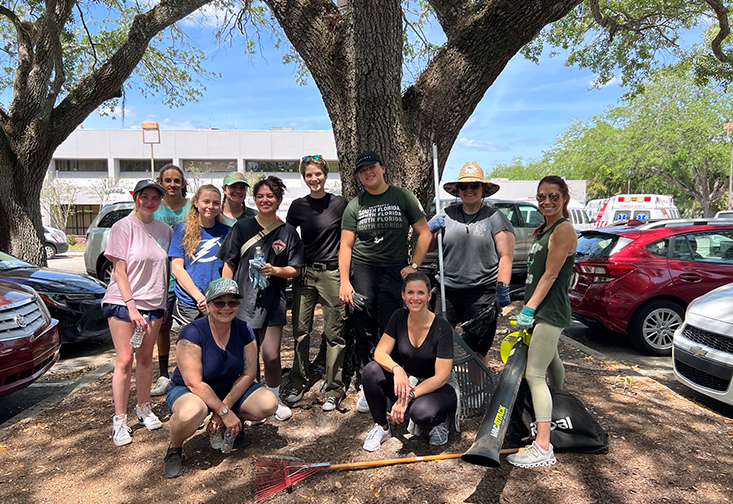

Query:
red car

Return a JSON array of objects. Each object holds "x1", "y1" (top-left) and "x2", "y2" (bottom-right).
[
  {"x1": 0, "y1": 278, "x2": 61, "y2": 397},
  {"x1": 569, "y1": 219, "x2": 733, "y2": 355}
]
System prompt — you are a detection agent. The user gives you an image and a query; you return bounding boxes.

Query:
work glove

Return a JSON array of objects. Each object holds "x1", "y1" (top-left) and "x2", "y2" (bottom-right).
[
  {"x1": 515, "y1": 305, "x2": 536, "y2": 330},
  {"x1": 427, "y1": 215, "x2": 445, "y2": 233},
  {"x1": 346, "y1": 292, "x2": 369, "y2": 315},
  {"x1": 248, "y1": 257, "x2": 269, "y2": 290},
  {"x1": 496, "y1": 284, "x2": 511, "y2": 308}
]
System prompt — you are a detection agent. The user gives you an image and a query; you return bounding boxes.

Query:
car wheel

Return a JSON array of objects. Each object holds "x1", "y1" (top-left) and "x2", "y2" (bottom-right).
[
  {"x1": 629, "y1": 299, "x2": 684, "y2": 356},
  {"x1": 99, "y1": 260, "x2": 114, "y2": 284},
  {"x1": 45, "y1": 244, "x2": 56, "y2": 260}
]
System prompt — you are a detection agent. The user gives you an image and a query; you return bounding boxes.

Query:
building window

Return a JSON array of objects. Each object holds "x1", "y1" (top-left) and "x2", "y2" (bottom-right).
[
  {"x1": 56, "y1": 159, "x2": 107, "y2": 172},
  {"x1": 65, "y1": 205, "x2": 100, "y2": 236},
  {"x1": 181, "y1": 159, "x2": 237, "y2": 173},
  {"x1": 246, "y1": 160, "x2": 299, "y2": 173},
  {"x1": 119, "y1": 159, "x2": 173, "y2": 172}
]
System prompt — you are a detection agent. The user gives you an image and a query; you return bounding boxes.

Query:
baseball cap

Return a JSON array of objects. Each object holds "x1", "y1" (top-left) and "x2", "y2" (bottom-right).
[
  {"x1": 223, "y1": 172, "x2": 249, "y2": 187},
  {"x1": 204, "y1": 278, "x2": 243, "y2": 302},
  {"x1": 133, "y1": 179, "x2": 165, "y2": 197},
  {"x1": 354, "y1": 151, "x2": 382, "y2": 174}
]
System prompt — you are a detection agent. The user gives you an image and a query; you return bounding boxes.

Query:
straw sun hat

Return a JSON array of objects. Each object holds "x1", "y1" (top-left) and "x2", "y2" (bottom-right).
[{"x1": 443, "y1": 162, "x2": 500, "y2": 197}]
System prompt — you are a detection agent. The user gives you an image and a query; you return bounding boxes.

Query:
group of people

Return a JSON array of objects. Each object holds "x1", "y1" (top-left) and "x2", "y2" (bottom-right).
[{"x1": 100, "y1": 151, "x2": 576, "y2": 477}]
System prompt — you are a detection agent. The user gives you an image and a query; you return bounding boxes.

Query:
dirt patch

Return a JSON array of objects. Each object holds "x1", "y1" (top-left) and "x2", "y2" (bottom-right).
[{"x1": 1, "y1": 304, "x2": 732, "y2": 504}]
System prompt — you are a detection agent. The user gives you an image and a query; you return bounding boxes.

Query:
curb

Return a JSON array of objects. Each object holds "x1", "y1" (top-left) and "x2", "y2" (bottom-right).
[{"x1": 0, "y1": 361, "x2": 115, "y2": 441}]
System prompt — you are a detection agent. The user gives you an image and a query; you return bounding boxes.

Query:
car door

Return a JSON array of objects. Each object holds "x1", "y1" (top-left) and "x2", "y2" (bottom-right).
[{"x1": 668, "y1": 230, "x2": 733, "y2": 303}]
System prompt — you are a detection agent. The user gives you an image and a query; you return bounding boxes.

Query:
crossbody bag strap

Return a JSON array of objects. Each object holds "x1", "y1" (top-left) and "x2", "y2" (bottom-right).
[{"x1": 239, "y1": 219, "x2": 284, "y2": 258}]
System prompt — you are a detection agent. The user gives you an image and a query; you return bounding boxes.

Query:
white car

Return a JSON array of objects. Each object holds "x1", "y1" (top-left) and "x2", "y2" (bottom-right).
[{"x1": 672, "y1": 281, "x2": 733, "y2": 406}]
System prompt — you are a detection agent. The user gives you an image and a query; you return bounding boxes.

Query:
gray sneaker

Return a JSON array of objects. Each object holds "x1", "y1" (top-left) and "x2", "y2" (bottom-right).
[
  {"x1": 429, "y1": 419, "x2": 449, "y2": 446},
  {"x1": 356, "y1": 386, "x2": 369, "y2": 413},
  {"x1": 506, "y1": 441, "x2": 556, "y2": 468},
  {"x1": 322, "y1": 396, "x2": 343, "y2": 412},
  {"x1": 284, "y1": 388, "x2": 304, "y2": 405},
  {"x1": 363, "y1": 423, "x2": 391, "y2": 452}
]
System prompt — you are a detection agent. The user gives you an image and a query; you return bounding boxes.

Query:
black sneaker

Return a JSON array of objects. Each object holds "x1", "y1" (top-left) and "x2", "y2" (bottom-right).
[
  {"x1": 284, "y1": 388, "x2": 304, "y2": 404},
  {"x1": 322, "y1": 395, "x2": 343, "y2": 412},
  {"x1": 163, "y1": 447, "x2": 184, "y2": 479},
  {"x1": 234, "y1": 429, "x2": 250, "y2": 449}
]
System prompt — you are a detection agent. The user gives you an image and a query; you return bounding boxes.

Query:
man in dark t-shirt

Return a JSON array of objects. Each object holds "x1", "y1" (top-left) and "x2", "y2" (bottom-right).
[{"x1": 285, "y1": 155, "x2": 348, "y2": 412}]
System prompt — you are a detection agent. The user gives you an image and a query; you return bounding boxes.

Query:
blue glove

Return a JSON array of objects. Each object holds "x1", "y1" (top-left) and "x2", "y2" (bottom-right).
[
  {"x1": 248, "y1": 258, "x2": 269, "y2": 290},
  {"x1": 496, "y1": 285, "x2": 511, "y2": 308},
  {"x1": 428, "y1": 214, "x2": 445, "y2": 233},
  {"x1": 515, "y1": 306, "x2": 536, "y2": 330}
]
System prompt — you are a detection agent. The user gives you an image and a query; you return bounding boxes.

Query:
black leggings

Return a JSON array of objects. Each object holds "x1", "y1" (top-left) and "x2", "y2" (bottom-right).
[{"x1": 362, "y1": 361, "x2": 456, "y2": 428}]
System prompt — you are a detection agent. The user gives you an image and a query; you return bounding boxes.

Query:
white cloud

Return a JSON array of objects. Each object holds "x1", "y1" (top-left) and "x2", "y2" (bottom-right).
[
  {"x1": 458, "y1": 138, "x2": 511, "y2": 152},
  {"x1": 158, "y1": 118, "x2": 199, "y2": 129},
  {"x1": 465, "y1": 116, "x2": 480, "y2": 128},
  {"x1": 183, "y1": 5, "x2": 236, "y2": 29},
  {"x1": 595, "y1": 75, "x2": 622, "y2": 88}
]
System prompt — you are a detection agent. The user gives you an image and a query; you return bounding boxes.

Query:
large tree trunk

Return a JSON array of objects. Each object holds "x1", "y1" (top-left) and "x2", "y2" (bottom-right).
[
  {"x1": 266, "y1": 0, "x2": 583, "y2": 205},
  {"x1": 0, "y1": 0, "x2": 213, "y2": 263}
]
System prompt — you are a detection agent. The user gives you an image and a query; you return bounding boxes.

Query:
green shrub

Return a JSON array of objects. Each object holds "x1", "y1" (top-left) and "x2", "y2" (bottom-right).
[{"x1": 67, "y1": 234, "x2": 77, "y2": 246}]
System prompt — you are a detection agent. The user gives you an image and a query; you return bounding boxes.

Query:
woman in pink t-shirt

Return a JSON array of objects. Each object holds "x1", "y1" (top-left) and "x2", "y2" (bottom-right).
[{"x1": 102, "y1": 179, "x2": 173, "y2": 447}]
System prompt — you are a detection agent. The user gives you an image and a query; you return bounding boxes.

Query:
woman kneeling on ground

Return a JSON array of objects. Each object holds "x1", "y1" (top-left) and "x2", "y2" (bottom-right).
[
  {"x1": 361, "y1": 272, "x2": 459, "y2": 452},
  {"x1": 163, "y1": 278, "x2": 278, "y2": 478}
]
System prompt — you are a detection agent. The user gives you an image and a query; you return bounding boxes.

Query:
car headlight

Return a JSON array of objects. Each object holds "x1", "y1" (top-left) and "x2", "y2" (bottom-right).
[{"x1": 38, "y1": 292, "x2": 68, "y2": 309}]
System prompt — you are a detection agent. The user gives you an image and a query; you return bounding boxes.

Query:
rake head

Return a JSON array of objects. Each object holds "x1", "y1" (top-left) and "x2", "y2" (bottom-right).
[{"x1": 255, "y1": 456, "x2": 330, "y2": 501}]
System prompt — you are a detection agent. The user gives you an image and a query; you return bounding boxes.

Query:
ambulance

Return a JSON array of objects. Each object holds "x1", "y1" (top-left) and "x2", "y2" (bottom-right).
[{"x1": 593, "y1": 194, "x2": 680, "y2": 228}]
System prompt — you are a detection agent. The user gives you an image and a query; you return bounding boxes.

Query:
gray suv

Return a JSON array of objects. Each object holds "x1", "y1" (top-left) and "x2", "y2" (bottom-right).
[{"x1": 84, "y1": 202, "x2": 134, "y2": 283}]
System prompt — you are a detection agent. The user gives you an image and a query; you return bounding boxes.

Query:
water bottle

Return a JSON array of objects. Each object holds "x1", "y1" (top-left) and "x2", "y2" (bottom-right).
[
  {"x1": 210, "y1": 430, "x2": 224, "y2": 450},
  {"x1": 254, "y1": 246, "x2": 265, "y2": 265},
  {"x1": 221, "y1": 431, "x2": 236, "y2": 454},
  {"x1": 130, "y1": 314, "x2": 149, "y2": 348}
]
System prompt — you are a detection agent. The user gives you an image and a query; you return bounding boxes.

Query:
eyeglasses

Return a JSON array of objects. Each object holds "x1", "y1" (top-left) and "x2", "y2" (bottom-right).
[
  {"x1": 457, "y1": 182, "x2": 482, "y2": 191},
  {"x1": 536, "y1": 192, "x2": 561, "y2": 202},
  {"x1": 211, "y1": 300, "x2": 241, "y2": 308},
  {"x1": 302, "y1": 155, "x2": 322, "y2": 161}
]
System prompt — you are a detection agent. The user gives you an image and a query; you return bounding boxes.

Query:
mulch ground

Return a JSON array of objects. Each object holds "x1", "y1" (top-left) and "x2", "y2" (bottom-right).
[{"x1": 1, "y1": 303, "x2": 732, "y2": 504}]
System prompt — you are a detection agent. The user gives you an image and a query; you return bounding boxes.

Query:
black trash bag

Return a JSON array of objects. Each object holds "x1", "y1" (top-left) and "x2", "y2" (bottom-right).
[
  {"x1": 506, "y1": 379, "x2": 609, "y2": 454},
  {"x1": 460, "y1": 302, "x2": 496, "y2": 339}
]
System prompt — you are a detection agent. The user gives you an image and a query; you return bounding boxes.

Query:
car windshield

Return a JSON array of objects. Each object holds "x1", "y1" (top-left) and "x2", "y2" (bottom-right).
[
  {"x1": 575, "y1": 232, "x2": 624, "y2": 260},
  {"x1": 0, "y1": 251, "x2": 34, "y2": 271}
]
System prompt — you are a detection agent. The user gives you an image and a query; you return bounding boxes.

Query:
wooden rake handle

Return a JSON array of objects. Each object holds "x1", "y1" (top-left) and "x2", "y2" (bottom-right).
[{"x1": 328, "y1": 448, "x2": 520, "y2": 471}]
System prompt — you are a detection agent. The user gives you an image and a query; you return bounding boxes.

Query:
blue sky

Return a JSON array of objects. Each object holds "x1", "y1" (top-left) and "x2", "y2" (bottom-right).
[{"x1": 81, "y1": 18, "x2": 626, "y2": 182}]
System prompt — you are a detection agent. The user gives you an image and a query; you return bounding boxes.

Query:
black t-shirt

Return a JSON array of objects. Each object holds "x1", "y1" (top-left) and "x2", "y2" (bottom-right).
[
  {"x1": 384, "y1": 308, "x2": 454, "y2": 379},
  {"x1": 216, "y1": 218, "x2": 304, "y2": 327},
  {"x1": 286, "y1": 193, "x2": 347, "y2": 264}
]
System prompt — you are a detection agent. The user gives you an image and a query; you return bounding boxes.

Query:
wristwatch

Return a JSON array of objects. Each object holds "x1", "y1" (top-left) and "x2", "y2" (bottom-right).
[
  {"x1": 218, "y1": 405, "x2": 229, "y2": 416},
  {"x1": 410, "y1": 263, "x2": 418, "y2": 270},
  {"x1": 497, "y1": 281, "x2": 509, "y2": 288},
  {"x1": 409, "y1": 390, "x2": 416, "y2": 401}
]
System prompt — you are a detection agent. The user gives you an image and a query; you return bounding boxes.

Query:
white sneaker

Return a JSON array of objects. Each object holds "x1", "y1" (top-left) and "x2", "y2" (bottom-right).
[
  {"x1": 429, "y1": 419, "x2": 449, "y2": 446},
  {"x1": 244, "y1": 418, "x2": 266, "y2": 427},
  {"x1": 363, "y1": 423, "x2": 391, "y2": 452},
  {"x1": 356, "y1": 385, "x2": 369, "y2": 413},
  {"x1": 274, "y1": 402, "x2": 292, "y2": 421},
  {"x1": 136, "y1": 402, "x2": 163, "y2": 430},
  {"x1": 112, "y1": 414, "x2": 132, "y2": 446},
  {"x1": 506, "y1": 441, "x2": 557, "y2": 468},
  {"x1": 150, "y1": 376, "x2": 170, "y2": 396}
]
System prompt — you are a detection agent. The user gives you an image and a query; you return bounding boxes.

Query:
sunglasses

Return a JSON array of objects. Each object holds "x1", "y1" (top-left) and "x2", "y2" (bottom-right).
[
  {"x1": 536, "y1": 192, "x2": 561, "y2": 202},
  {"x1": 457, "y1": 182, "x2": 482, "y2": 191},
  {"x1": 211, "y1": 300, "x2": 241, "y2": 309},
  {"x1": 302, "y1": 155, "x2": 322, "y2": 161}
]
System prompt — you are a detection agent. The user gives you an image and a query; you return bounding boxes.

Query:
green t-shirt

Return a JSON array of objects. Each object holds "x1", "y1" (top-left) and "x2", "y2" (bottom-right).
[
  {"x1": 221, "y1": 206, "x2": 258, "y2": 227},
  {"x1": 341, "y1": 185, "x2": 424, "y2": 267}
]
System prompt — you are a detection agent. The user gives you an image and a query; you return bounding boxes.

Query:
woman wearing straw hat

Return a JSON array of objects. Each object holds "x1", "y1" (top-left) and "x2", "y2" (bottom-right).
[{"x1": 428, "y1": 162, "x2": 515, "y2": 363}]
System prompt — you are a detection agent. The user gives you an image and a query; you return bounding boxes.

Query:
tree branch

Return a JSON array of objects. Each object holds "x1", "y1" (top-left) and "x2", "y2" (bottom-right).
[
  {"x1": 429, "y1": 0, "x2": 470, "y2": 36},
  {"x1": 704, "y1": 0, "x2": 732, "y2": 63},
  {"x1": 76, "y1": 3, "x2": 99, "y2": 69}
]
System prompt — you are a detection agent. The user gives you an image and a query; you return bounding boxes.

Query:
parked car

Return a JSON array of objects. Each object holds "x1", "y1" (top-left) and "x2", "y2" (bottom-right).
[
  {"x1": 84, "y1": 201, "x2": 134, "y2": 283},
  {"x1": 0, "y1": 278, "x2": 61, "y2": 397},
  {"x1": 672, "y1": 281, "x2": 733, "y2": 406},
  {"x1": 569, "y1": 219, "x2": 733, "y2": 355},
  {"x1": 715, "y1": 210, "x2": 733, "y2": 219},
  {"x1": 0, "y1": 251, "x2": 109, "y2": 344},
  {"x1": 43, "y1": 225, "x2": 69, "y2": 259}
]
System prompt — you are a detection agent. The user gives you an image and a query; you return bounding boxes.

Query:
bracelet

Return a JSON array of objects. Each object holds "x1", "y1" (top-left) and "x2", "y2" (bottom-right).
[
  {"x1": 123, "y1": 298, "x2": 133, "y2": 304},
  {"x1": 391, "y1": 365, "x2": 400, "y2": 374}
]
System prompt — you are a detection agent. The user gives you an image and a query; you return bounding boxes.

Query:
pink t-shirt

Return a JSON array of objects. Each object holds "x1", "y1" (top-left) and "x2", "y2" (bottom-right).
[{"x1": 102, "y1": 214, "x2": 173, "y2": 311}]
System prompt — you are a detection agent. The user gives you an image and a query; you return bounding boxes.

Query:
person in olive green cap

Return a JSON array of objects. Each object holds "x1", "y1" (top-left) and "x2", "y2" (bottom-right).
[{"x1": 221, "y1": 171, "x2": 258, "y2": 226}]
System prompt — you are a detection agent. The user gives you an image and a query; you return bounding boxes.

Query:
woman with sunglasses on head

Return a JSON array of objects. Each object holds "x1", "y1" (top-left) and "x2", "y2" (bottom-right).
[
  {"x1": 339, "y1": 151, "x2": 432, "y2": 411},
  {"x1": 218, "y1": 176, "x2": 304, "y2": 422},
  {"x1": 168, "y1": 185, "x2": 230, "y2": 326},
  {"x1": 285, "y1": 155, "x2": 348, "y2": 412},
  {"x1": 428, "y1": 162, "x2": 515, "y2": 364},
  {"x1": 162, "y1": 278, "x2": 278, "y2": 478},
  {"x1": 506, "y1": 175, "x2": 577, "y2": 469},
  {"x1": 102, "y1": 179, "x2": 173, "y2": 447}
]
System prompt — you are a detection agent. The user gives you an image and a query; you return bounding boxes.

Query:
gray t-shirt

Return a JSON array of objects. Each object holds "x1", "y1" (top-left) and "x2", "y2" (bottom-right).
[{"x1": 438, "y1": 205, "x2": 514, "y2": 289}]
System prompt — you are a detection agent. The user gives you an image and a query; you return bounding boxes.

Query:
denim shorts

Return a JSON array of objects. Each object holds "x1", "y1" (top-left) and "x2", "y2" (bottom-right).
[
  {"x1": 102, "y1": 304, "x2": 165, "y2": 322},
  {"x1": 166, "y1": 381, "x2": 264, "y2": 414}
]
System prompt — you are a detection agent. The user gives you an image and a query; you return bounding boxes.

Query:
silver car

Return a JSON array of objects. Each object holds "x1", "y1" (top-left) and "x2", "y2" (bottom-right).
[{"x1": 84, "y1": 202, "x2": 134, "y2": 283}]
